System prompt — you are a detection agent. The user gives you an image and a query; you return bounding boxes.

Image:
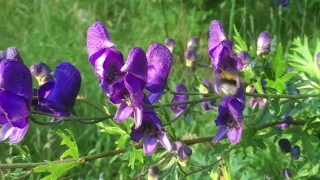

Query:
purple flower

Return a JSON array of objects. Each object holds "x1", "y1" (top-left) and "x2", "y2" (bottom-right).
[
  {"x1": 185, "y1": 49, "x2": 197, "y2": 67},
  {"x1": 86, "y1": 22, "x2": 125, "y2": 95},
  {"x1": 172, "y1": 141, "x2": 192, "y2": 164},
  {"x1": 278, "y1": 138, "x2": 292, "y2": 153},
  {"x1": 170, "y1": 84, "x2": 189, "y2": 117},
  {"x1": 148, "y1": 166, "x2": 160, "y2": 180},
  {"x1": 0, "y1": 59, "x2": 32, "y2": 144},
  {"x1": 146, "y1": 43, "x2": 172, "y2": 104},
  {"x1": 131, "y1": 97, "x2": 172, "y2": 155},
  {"x1": 277, "y1": 114, "x2": 293, "y2": 129},
  {"x1": 30, "y1": 62, "x2": 53, "y2": 86},
  {"x1": 0, "y1": 47, "x2": 23, "y2": 63},
  {"x1": 257, "y1": 31, "x2": 271, "y2": 56},
  {"x1": 291, "y1": 145, "x2": 300, "y2": 160},
  {"x1": 38, "y1": 62, "x2": 81, "y2": 120},
  {"x1": 317, "y1": 52, "x2": 320, "y2": 69},
  {"x1": 164, "y1": 38, "x2": 175, "y2": 53},
  {"x1": 201, "y1": 79, "x2": 217, "y2": 111},
  {"x1": 282, "y1": 168, "x2": 292, "y2": 179},
  {"x1": 237, "y1": 51, "x2": 251, "y2": 69},
  {"x1": 250, "y1": 88, "x2": 266, "y2": 109},
  {"x1": 111, "y1": 47, "x2": 148, "y2": 128},
  {"x1": 213, "y1": 85, "x2": 245, "y2": 144},
  {"x1": 187, "y1": 37, "x2": 199, "y2": 50}
]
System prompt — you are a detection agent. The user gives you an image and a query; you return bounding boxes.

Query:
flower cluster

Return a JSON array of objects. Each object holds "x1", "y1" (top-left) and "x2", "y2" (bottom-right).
[
  {"x1": 86, "y1": 22, "x2": 173, "y2": 155},
  {"x1": 0, "y1": 46, "x2": 82, "y2": 144},
  {"x1": 208, "y1": 20, "x2": 245, "y2": 144}
]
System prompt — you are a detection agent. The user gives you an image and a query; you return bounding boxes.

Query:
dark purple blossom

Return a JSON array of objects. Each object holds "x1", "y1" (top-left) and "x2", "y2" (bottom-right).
[
  {"x1": 86, "y1": 22, "x2": 125, "y2": 96},
  {"x1": 146, "y1": 43, "x2": 172, "y2": 104},
  {"x1": 38, "y1": 62, "x2": 81, "y2": 120},
  {"x1": 0, "y1": 59, "x2": 32, "y2": 144},
  {"x1": 131, "y1": 97, "x2": 172, "y2": 155},
  {"x1": 213, "y1": 85, "x2": 245, "y2": 144},
  {"x1": 170, "y1": 84, "x2": 189, "y2": 117},
  {"x1": 201, "y1": 79, "x2": 217, "y2": 111},
  {"x1": 282, "y1": 168, "x2": 292, "y2": 179},
  {"x1": 185, "y1": 49, "x2": 197, "y2": 67},
  {"x1": 237, "y1": 51, "x2": 251, "y2": 69},
  {"x1": 277, "y1": 114, "x2": 293, "y2": 129},
  {"x1": 30, "y1": 62, "x2": 53, "y2": 86},
  {"x1": 164, "y1": 38, "x2": 175, "y2": 53},
  {"x1": 187, "y1": 37, "x2": 199, "y2": 50},
  {"x1": 291, "y1": 145, "x2": 300, "y2": 160},
  {"x1": 111, "y1": 47, "x2": 148, "y2": 128},
  {"x1": 278, "y1": 138, "x2": 292, "y2": 153},
  {"x1": 257, "y1": 32, "x2": 271, "y2": 56}
]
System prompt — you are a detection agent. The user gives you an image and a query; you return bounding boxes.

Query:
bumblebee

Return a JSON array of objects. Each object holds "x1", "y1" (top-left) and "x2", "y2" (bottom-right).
[{"x1": 218, "y1": 71, "x2": 238, "y2": 96}]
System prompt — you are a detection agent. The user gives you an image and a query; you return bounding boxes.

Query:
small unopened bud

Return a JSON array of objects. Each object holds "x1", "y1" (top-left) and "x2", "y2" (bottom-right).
[
  {"x1": 282, "y1": 168, "x2": 292, "y2": 179},
  {"x1": 291, "y1": 145, "x2": 300, "y2": 160},
  {"x1": 148, "y1": 166, "x2": 159, "y2": 180},
  {"x1": 172, "y1": 141, "x2": 192, "y2": 167},
  {"x1": 187, "y1": 37, "x2": 199, "y2": 50},
  {"x1": 165, "y1": 38, "x2": 175, "y2": 53},
  {"x1": 30, "y1": 62, "x2": 54, "y2": 86},
  {"x1": 185, "y1": 49, "x2": 196, "y2": 67},
  {"x1": 6, "y1": 47, "x2": 23, "y2": 62},
  {"x1": 237, "y1": 51, "x2": 251, "y2": 69},
  {"x1": 257, "y1": 31, "x2": 271, "y2": 56},
  {"x1": 278, "y1": 138, "x2": 292, "y2": 153}
]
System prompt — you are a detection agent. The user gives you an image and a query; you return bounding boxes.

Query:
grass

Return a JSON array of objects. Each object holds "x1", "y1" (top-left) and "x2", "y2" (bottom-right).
[{"x1": 0, "y1": 0, "x2": 320, "y2": 179}]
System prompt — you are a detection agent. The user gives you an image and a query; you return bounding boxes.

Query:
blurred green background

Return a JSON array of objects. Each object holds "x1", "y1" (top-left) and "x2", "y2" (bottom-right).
[{"x1": 0, "y1": 0, "x2": 320, "y2": 179}]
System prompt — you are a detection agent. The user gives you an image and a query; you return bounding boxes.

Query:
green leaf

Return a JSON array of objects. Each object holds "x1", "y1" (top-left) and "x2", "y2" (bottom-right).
[
  {"x1": 56, "y1": 130, "x2": 79, "y2": 161},
  {"x1": 233, "y1": 25, "x2": 248, "y2": 53},
  {"x1": 127, "y1": 145, "x2": 143, "y2": 169},
  {"x1": 272, "y1": 43, "x2": 285, "y2": 78},
  {"x1": 34, "y1": 160, "x2": 78, "y2": 180}
]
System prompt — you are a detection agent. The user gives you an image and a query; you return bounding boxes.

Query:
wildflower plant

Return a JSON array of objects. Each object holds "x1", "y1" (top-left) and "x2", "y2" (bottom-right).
[{"x1": 1, "y1": 17, "x2": 320, "y2": 180}]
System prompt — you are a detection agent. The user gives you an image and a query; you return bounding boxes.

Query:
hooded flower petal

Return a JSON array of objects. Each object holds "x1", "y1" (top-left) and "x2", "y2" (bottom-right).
[
  {"x1": 0, "y1": 59, "x2": 33, "y2": 105},
  {"x1": 170, "y1": 84, "x2": 189, "y2": 117},
  {"x1": 143, "y1": 135, "x2": 158, "y2": 156},
  {"x1": 39, "y1": 62, "x2": 81, "y2": 118},
  {"x1": 6, "y1": 47, "x2": 23, "y2": 62},
  {"x1": 86, "y1": 22, "x2": 115, "y2": 57},
  {"x1": 30, "y1": 62, "x2": 53, "y2": 86},
  {"x1": 208, "y1": 20, "x2": 227, "y2": 55},
  {"x1": 212, "y1": 126, "x2": 228, "y2": 144},
  {"x1": 227, "y1": 127, "x2": 242, "y2": 144},
  {"x1": 121, "y1": 47, "x2": 148, "y2": 81},
  {"x1": 158, "y1": 130, "x2": 172, "y2": 152},
  {"x1": 114, "y1": 102, "x2": 134, "y2": 123},
  {"x1": 257, "y1": 31, "x2": 271, "y2": 55}
]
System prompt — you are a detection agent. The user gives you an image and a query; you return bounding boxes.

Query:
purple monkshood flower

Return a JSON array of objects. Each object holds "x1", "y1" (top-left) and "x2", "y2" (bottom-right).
[
  {"x1": 201, "y1": 79, "x2": 217, "y2": 111},
  {"x1": 185, "y1": 49, "x2": 197, "y2": 67},
  {"x1": 282, "y1": 168, "x2": 292, "y2": 179},
  {"x1": 131, "y1": 96, "x2": 172, "y2": 156},
  {"x1": 237, "y1": 51, "x2": 251, "y2": 69},
  {"x1": 257, "y1": 31, "x2": 271, "y2": 56},
  {"x1": 213, "y1": 85, "x2": 245, "y2": 144},
  {"x1": 208, "y1": 20, "x2": 243, "y2": 71},
  {"x1": 38, "y1": 62, "x2": 81, "y2": 120},
  {"x1": 187, "y1": 37, "x2": 199, "y2": 50},
  {"x1": 291, "y1": 145, "x2": 300, "y2": 160},
  {"x1": 277, "y1": 114, "x2": 293, "y2": 129},
  {"x1": 0, "y1": 59, "x2": 32, "y2": 144},
  {"x1": 110, "y1": 47, "x2": 148, "y2": 129},
  {"x1": 30, "y1": 62, "x2": 53, "y2": 86},
  {"x1": 278, "y1": 138, "x2": 292, "y2": 153},
  {"x1": 250, "y1": 88, "x2": 266, "y2": 109},
  {"x1": 317, "y1": 52, "x2": 320, "y2": 69},
  {"x1": 146, "y1": 43, "x2": 172, "y2": 104},
  {"x1": 172, "y1": 141, "x2": 192, "y2": 163},
  {"x1": 164, "y1": 38, "x2": 175, "y2": 53},
  {"x1": 170, "y1": 84, "x2": 189, "y2": 117},
  {"x1": 86, "y1": 22, "x2": 125, "y2": 95}
]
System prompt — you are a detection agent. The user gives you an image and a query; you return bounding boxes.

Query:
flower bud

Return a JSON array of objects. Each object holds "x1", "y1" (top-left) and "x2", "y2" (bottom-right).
[
  {"x1": 282, "y1": 168, "x2": 292, "y2": 179},
  {"x1": 185, "y1": 49, "x2": 196, "y2": 67},
  {"x1": 164, "y1": 38, "x2": 175, "y2": 53},
  {"x1": 30, "y1": 62, "x2": 54, "y2": 86},
  {"x1": 291, "y1": 145, "x2": 300, "y2": 160},
  {"x1": 6, "y1": 47, "x2": 23, "y2": 62},
  {"x1": 0, "y1": 50, "x2": 6, "y2": 60},
  {"x1": 172, "y1": 141, "x2": 192, "y2": 167},
  {"x1": 237, "y1": 51, "x2": 251, "y2": 69},
  {"x1": 257, "y1": 31, "x2": 271, "y2": 56},
  {"x1": 187, "y1": 37, "x2": 199, "y2": 50},
  {"x1": 278, "y1": 138, "x2": 292, "y2": 153},
  {"x1": 148, "y1": 166, "x2": 159, "y2": 180}
]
